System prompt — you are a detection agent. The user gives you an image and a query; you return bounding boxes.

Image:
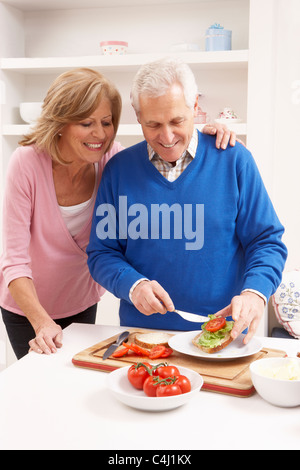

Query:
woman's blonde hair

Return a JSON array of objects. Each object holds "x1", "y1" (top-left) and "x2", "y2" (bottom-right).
[{"x1": 19, "y1": 68, "x2": 122, "y2": 164}]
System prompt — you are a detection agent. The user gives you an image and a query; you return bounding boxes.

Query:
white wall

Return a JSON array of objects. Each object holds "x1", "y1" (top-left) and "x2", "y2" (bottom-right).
[
  {"x1": 247, "y1": 0, "x2": 300, "y2": 272},
  {"x1": 24, "y1": 2, "x2": 249, "y2": 57},
  {"x1": 96, "y1": 291, "x2": 120, "y2": 326},
  {"x1": 0, "y1": 3, "x2": 25, "y2": 366},
  {"x1": 272, "y1": 0, "x2": 300, "y2": 271},
  {"x1": 0, "y1": 316, "x2": 6, "y2": 371}
]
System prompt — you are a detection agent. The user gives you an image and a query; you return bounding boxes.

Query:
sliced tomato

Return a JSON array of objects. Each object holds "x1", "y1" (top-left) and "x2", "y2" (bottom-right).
[
  {"x1": 160, "y1": 347, "x2": 173, "y2": 358},
  {"x1": 205, "y1": 317, "x2": 226, "y2": 332},
  {"x1": 111, "y1": 347, "x2": 129, "y2": 358},
  {"x1": 148, "y1": 345, "x2": 166, "y2": 359}
]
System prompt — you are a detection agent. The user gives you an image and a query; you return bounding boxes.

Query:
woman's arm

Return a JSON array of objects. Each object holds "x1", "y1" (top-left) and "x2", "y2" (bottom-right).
[
  {"x1": 2, "y1": 150, "x2": 62, "y2": 354},
  {"x1": 202, "y1": 122, "x2": 245, "y2": 149},
  {"x1": 8, "y1": 277, "x2": 63, "y2": 354}
]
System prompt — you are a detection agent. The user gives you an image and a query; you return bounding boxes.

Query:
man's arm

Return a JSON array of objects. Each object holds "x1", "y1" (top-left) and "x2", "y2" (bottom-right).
[
  {"x1": 130, "y1": 279, "x2": 174, "y2": 315},
  {"x1": 215, "y1": 291, "x2": 265, "y2": 344},
  {"x1": 216, "y1": 149, "x2": 287, "y2": 343}
]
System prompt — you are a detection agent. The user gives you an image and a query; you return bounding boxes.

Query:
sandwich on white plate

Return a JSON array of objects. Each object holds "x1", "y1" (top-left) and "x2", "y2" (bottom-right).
[{"x1": 192, "y1": 314, "x2": 235, "y2": 354}]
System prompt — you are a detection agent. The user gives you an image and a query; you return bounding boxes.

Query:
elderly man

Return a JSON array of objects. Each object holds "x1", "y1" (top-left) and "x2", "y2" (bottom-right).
[{"x1": 87, "y1": 58, "x2": 287, "y2": 343}]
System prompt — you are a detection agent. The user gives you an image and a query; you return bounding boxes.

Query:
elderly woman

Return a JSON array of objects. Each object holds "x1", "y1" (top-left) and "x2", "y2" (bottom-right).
[{"x1": 0, "y1": 67, "x2": 236, "y2": 359}]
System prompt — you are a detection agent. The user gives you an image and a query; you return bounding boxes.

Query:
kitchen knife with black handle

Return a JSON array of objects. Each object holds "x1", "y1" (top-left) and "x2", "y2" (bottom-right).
[{"x1": 102, "y1": 330, "x2": 130, "y2": 360}]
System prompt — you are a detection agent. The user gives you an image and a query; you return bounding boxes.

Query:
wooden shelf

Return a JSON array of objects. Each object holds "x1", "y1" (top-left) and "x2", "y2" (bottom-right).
[
  {"x1": 1, "y1": 50, "x2": 249, "y2": 74},
  {"x1": 1, "y1": 0, "x2": 219, "y2": 11},
  {"x1": 1, "y1": 49, "x2": 248, "y2": 137},
  {"x1": 2, "y1": 122, "x2": 247, "y2": 137}
]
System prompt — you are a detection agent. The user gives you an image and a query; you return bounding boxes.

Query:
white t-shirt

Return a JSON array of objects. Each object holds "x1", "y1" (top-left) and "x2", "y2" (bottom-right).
[{"x1": 59, "y1": 162, "x2": 99, "y2": 237}]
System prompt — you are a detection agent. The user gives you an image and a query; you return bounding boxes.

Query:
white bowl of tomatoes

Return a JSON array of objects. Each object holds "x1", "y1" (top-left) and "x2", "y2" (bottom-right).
[{"x1": 107, "y1": 362, "x2": 203, "y2": 411}]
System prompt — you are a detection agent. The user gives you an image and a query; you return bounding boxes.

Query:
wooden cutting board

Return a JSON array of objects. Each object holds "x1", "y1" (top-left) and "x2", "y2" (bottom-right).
[{"x1": 72, "y1": 328, "x2": 287, "y2": 397}]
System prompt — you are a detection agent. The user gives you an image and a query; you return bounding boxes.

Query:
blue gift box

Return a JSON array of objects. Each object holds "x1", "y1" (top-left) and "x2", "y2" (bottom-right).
[{"x1": 205, "y1": 23, "x2": 232, "y2": 51}]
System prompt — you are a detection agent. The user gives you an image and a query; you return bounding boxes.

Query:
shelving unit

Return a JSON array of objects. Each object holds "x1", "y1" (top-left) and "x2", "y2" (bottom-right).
[
  {"x1": 1, "y1": 49, "x2": 249, "y2": 138},
  {"x1": 0, "y1": 0, "x2": 250, "y2": 146}
]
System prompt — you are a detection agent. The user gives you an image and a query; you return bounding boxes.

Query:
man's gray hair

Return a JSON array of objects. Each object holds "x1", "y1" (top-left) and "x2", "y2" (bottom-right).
[{"x1": 131, "y1": 57, "x2": 198, "y2": 113}]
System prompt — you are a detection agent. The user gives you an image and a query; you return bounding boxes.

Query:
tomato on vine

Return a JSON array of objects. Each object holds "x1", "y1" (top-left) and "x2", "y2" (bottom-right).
[
  {"x1": 127, "y1": 362, "x2": 152, "y2": 390},
  {"x1": 152, "y1": 363, "x2": 180, "y2": 378}
]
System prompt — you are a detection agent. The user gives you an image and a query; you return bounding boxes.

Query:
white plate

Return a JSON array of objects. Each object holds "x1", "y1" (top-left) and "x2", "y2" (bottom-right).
[
  {"x1": 169, "y1": 331, "x2": 262, "y2": 361},
  {"x1": 107, "y1": 365, "x2": 203, "y2": 411}
]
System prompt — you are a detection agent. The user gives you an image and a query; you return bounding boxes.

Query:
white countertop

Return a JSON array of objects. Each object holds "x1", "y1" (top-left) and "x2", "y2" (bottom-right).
[{"x1": 0, "y1": 323, "x2": 299, "y2": 450}]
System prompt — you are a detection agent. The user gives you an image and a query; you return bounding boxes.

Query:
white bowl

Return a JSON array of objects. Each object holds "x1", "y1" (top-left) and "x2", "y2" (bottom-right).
[
  {"x1": 250, "y1": 357, "x2": 300, "y2": 407},
  {"x1": 100, "y1": 41, "x2": 128, "y2": 55},
  {"x1": 20, "y1": 102, "x2": 43, "y2": 124},
  {"x1": 107, "y1": 365, "x2": 203, "y2": 411}
]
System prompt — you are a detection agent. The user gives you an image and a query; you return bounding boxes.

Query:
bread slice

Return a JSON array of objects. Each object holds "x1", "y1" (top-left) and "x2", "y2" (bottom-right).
[
  {"x1": 134, "y1": 331, "x2": 171, "y2": 349},
  {"x1": 192, "y1": 330, "x2": 234, "y2": 354}
]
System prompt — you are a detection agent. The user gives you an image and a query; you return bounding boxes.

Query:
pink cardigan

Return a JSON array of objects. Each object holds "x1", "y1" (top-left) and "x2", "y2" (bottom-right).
[{"x1": 0, "y1": 142, "x2": 123, "y2": 318}]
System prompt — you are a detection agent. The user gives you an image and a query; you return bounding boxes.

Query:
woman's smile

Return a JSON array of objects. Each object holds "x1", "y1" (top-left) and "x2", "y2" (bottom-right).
[{"x1": 84, "y1": 142, "x2": 104, "y2": 151}]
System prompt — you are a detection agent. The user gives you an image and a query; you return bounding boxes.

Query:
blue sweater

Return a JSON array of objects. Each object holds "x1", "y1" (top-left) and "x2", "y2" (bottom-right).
[{"x1": 87, "y1": 132, "x2": 287, "y2": 330}]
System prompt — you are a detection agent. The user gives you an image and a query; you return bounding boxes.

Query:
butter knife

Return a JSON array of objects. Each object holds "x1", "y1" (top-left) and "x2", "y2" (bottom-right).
[
  {"x1": 102, "y1": 330, "x2": 130, "y2": 360},
  {"x1": 174, "y1": 309, "x2": 208, "y2": 323}
]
